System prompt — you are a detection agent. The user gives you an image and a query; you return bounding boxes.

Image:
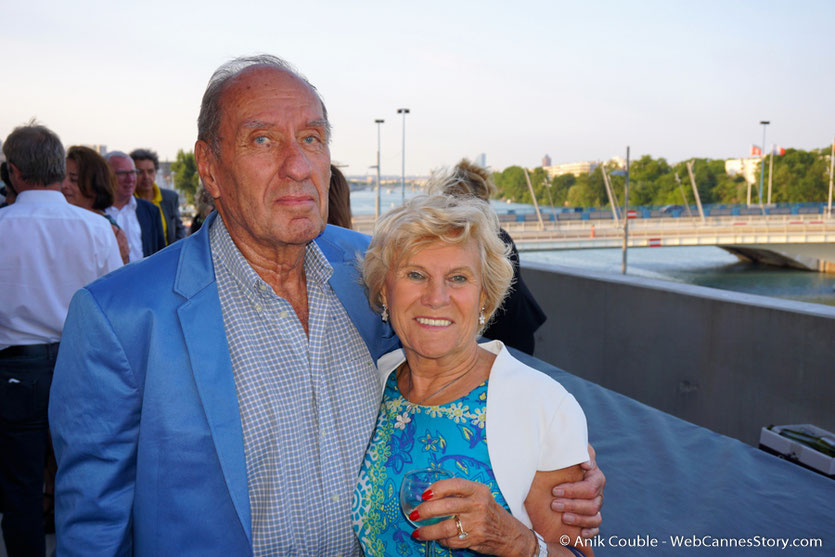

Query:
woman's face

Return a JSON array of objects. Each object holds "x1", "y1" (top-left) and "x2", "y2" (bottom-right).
[
  {"x1": 61, "y1": 158, "x2": 94, "y2": 210},
  {"x1": 383, "y1": 239, "x2": 485, "y2": 368}
]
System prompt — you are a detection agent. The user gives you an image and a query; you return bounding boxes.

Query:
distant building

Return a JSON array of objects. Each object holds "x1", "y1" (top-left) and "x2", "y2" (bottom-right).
[
  {"x1": 158, "y1": 161, "x2": 174, "y2": 190},
  {"x1": 474, "y1": 153, "x2": 487, "y2": 168},
  {"x1": 543, "y1": 160, "x2": 600, "y2": 178},
  {"x1": 83, "y1": 144, "x2": 108, "y2": 156},
  {"x1": 542, "y1": 154, "x2": 552, "y2": 167},
  {"x1": 725, "y1": 157, "x2": 760, "y2": 185}
]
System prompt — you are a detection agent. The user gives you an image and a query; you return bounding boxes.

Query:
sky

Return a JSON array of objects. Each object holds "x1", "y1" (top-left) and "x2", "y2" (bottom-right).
[{"x1": 1, "y1": 0, "x2": 833, "y2": 177}]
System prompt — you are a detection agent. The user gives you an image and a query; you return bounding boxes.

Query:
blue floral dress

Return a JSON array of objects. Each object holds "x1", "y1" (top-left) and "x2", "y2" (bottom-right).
[{"x1": 352, "y1": 372, "x2": 510, "y2": 557}]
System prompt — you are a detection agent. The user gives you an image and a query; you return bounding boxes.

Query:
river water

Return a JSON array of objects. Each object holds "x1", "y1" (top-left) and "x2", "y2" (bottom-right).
[{"x1": 350, "y1": 188, "x2": 835, "y2": 307}]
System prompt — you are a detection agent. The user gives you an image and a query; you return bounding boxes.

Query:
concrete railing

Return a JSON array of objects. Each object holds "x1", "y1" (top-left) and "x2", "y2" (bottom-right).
[{"x1": 522, "y1": 262, "x2": 835, "y2": 446}]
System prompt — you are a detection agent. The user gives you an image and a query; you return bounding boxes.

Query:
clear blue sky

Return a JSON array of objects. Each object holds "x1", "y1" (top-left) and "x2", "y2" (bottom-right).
[{"x1": 2, "y1": 0, "x2": 832, "y2": 177}]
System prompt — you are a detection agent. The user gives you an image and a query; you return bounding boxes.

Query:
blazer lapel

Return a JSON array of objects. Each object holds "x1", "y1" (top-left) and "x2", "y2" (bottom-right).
[
  {"x1": 328, "y1": 258, "x2": 397, "y2": 359},
  {"x1": 174, "y1": 213, "x2": 252, "y2": 545}
]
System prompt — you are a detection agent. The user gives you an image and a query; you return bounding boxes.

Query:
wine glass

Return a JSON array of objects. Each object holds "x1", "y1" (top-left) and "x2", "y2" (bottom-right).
[{"x1": 400, "y1": 468, "x2": 452, "y2": 556}]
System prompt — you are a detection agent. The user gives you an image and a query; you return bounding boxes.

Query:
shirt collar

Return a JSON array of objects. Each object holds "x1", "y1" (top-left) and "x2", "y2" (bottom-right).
[
  {"x1": 210, "y1": 215, "x2": 333, "y2": 296},
  {"x1": 111, "y1": 195, "x2": 138, "y2": 212},
  {"x1": 135, "y1": 183, "x2": 162, "y2": 204},
  {"x1": 14, "y1": 189, "x2": 68, "y2": 205}
]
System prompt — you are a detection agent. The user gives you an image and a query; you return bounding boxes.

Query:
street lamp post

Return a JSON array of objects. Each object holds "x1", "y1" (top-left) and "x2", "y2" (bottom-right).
[
  {"x1": 397, "y1": 108, "x2": 410, "y2": 204},
  {"x1": 374, "y1": 119, "x2": 384, "y2": 219},
  {"x1": 758, "y1": 120, "x2": 769, "y2": 206}
]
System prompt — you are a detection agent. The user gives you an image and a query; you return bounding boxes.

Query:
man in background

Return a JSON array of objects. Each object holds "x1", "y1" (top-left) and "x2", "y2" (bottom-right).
[
  {"x1": 0, "y1": 123, "x2": 122, "y2": 557},
  {"x1": 130, "y1": 148, "x2": 185, "y2": 245},
  {"x1": 105, "y1": 151, "x2": 165, "y2": 261}
]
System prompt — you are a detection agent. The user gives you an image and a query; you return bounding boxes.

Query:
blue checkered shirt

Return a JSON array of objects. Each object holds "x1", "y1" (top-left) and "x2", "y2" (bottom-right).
[{"x1": 210, "y1": 218, "x2": 380, "y2": 556}]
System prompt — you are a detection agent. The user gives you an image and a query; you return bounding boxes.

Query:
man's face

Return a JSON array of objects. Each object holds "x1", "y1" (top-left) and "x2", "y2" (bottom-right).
[
  {"x1": 108, "y1": 156, "x2": 137, "y2": 206},
  {"x1": 135, "y1": 159, "x2": 157, "y2": 194},
  {"x1": 196, "y1": 66, "x2": 331, "y2": 252}
]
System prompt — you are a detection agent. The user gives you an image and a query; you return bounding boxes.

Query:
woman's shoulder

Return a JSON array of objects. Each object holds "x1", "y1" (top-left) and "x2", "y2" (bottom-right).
[{"x1": 482, "y1": 340, "x2": 573, "y2": 402}]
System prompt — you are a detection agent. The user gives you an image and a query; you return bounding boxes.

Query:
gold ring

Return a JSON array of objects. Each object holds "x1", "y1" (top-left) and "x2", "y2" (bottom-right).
[{"x1": 454, "y1": 515, "x2": 468, "y2": 540}]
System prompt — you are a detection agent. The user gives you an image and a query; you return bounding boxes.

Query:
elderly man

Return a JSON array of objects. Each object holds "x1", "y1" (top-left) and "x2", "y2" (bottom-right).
[
  {"x1": 49, "y1": 56, "x2": 603, "y2": 556},
  {"x1": 0, "y1": 123, "x2": 122, "y2": 557},
  {"x1": 130, "y1": 148, "x2": 186, "y2": 245},
  {"x1": 104, "y1": 151, "x2": 165, "y2": 261}
]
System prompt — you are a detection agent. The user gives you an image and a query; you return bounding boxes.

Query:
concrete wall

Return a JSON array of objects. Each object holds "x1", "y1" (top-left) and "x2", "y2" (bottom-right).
[{"x1": 522, "y1": 262, "x2": 835, "y2": 446}]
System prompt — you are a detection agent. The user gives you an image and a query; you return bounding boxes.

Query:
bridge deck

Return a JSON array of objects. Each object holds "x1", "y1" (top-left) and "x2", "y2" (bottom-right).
[{"x1": 352, "y1": 213, "x2": 835, "y2": 269}]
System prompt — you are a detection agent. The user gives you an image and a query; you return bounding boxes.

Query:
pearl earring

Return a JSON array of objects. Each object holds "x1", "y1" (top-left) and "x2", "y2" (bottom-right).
[
  {"x1": 381, "y1": 303, "x2": 389, "y2": 322},
  {"x1": 479, "y1": 307, "x2": 486, "y2": 326}
]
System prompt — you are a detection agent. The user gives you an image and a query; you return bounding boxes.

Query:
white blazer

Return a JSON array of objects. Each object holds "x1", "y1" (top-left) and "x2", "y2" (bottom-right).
[{"x1": 376, "y1": 340, "x2": 589, "y2": 527}]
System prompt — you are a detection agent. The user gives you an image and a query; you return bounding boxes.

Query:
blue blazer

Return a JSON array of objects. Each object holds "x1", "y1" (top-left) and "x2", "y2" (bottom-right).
[
  {"x1": 49, "y1": 213, "x2": 398, "y2": 556},
  {"x1": 135, "y1": 197, "x2": 166, "y2": 257}
]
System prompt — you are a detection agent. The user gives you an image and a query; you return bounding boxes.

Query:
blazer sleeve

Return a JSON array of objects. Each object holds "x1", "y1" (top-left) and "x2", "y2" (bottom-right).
[{"x1": 49, "y1": 288, "x2": 141, "y2": 556}]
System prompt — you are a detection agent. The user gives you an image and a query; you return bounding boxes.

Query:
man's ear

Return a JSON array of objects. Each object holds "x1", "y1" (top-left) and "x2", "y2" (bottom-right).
[
  {"x1": 8, "y1": 163, "x2": 22, "y2": 186},
  {"x1": 195, "y1": 140, "x2": 221, "y2": 200}
]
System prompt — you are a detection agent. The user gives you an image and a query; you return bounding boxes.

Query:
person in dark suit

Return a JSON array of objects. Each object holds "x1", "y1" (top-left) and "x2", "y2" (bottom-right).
[
  {"x1": 131, "y1": 148, "x2": 186, "y2": 246},
  {"x1": 433, "y1": 159, "x2": 547, "y2": 355},
  {"x1": 104, "y1": 152, "x2": 165, "y2": 261}
]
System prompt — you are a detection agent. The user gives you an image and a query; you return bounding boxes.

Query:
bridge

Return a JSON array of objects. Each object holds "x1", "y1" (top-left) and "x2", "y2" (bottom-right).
[
  {"x1": 353, "y1": 204, "x2": 835, "y2": 271},
  {"x1": 501, "y1": 212, "x2": 835, "y2": 271}
]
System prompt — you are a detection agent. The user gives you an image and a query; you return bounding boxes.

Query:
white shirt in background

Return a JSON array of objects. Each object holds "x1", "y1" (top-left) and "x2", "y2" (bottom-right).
[
  {"x1": 106, "y1": 196, "x2": 143, "y2": 262},
  {"x1": 0, "y1": 190, "x2": 123, "y2": 350}
]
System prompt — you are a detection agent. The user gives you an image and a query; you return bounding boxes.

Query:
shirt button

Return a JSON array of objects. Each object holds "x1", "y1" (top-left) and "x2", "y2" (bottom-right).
[
  {"x1": 331, "y1": 494, "x2": 340, "y2": 503},
  {"x1": 279, "y1": 310, "x2": 289, "y2": 319},
  {"x1": 254, "y1": 303, "x2": 262, "y2": 313}
]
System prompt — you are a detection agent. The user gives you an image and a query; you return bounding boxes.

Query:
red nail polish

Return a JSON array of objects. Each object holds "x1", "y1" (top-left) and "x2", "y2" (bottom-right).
[
  {"x1": 412, "y1": 529, "x2": 420, "y2": 539},
  {"x1": 421, "y1": 489, "x2": 434, "y2": 501},
  {"x1": 409, "y1": 510, "x2": 420, "y2": 521}
]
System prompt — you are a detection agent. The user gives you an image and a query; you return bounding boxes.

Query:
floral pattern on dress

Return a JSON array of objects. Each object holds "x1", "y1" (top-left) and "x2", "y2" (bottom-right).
[{"x1": 352, "y1": 374, "x2": 509, "y2": 557}]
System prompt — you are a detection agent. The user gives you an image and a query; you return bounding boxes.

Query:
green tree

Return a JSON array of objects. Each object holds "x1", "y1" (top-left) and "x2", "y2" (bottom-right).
[
  {"x1": 491, "y1": 147, "x2": 831, "y2": 209},
  {"x1": 529, "y1": 167, "x2": 550, "y2": 206},
  {"x1": 566, "y1": 167, "x2": 607, "y2": 208},
  {"x1": 171, "y1": 149, "x2": 200, "y2": 204},
  {"x1": 768, "y1": 149, "x2": 829, "y2": 202},
  {"x1": 492, "y1": 166, "x2": 529, "y2": 202},
  {"x1": 712, "y1": 173, "x2": 747, "y2": 203},
  {"x1": 550, "y1": 173, "x2": 576, "y2": 206},
  {"x1": 628, "y1": 155, "x2": 670, "y2": 206}
]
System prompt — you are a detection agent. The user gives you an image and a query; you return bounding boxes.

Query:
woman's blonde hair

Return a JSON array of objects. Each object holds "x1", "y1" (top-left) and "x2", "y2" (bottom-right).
[{"x1": 363, "y1": 194, "x2": 513, "y2": 333}]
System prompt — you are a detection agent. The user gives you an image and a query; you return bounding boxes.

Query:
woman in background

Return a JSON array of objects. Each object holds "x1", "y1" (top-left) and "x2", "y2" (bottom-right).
[
  {"x1": 431, "y1": 160, "x2": 546, "y2": 355},
  {"x1": 61, "y1": 145, "x2": 130, "y2": 265},
  {"x1": 328, "y1": 164, "x2": 353, "y2": 229},
  {"x1": 63, "y1": 146, "x2": 129, "y2": 264}
]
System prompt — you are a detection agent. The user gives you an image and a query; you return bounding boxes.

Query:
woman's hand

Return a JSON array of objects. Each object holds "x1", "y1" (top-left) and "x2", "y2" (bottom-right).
[
  {"x1": 410, "y1": 478, "x2": 536, "y2": 557},
  {"x1": 113, "y1": 226, "x2": 130, "y2": 264}
]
